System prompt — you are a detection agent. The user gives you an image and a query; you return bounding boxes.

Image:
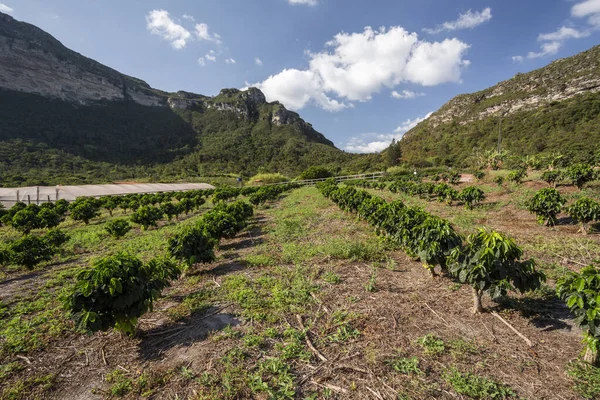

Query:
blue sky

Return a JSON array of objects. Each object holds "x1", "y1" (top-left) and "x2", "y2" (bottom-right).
[{"x1": 3, "y1": 0, "x2": 600, "y2": 152}]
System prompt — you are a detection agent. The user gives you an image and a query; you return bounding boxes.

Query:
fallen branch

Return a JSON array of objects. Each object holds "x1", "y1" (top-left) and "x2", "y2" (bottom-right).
[
  {"x1": 296, "y1": 314, "x2": 328, "y2": 362},
  {"x1": 491, "y1": 312, "x2": 533, "y2": 347},
  {"x1": 310, "y1": 380, "x2": 348, "y2": 394},
  {"x1": 16, "y1": 355, "x2": 32, "y2": 364}
]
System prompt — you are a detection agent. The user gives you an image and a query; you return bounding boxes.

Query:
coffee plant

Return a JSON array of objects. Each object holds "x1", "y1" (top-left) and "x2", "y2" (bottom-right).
[
  {"x1": 526, "y1": 188, "x2": 566, "y2": 226},
  {"x1": 557, "y1": 265, "x2": 600, "y2": 366},
  {"x1": 449, "y1": 229, "x2": 544, "y2": 313},
  {"x1": 64, "y1": 253, "x2": 181, "y2": 334},
  {"x1": 566, "y1": 197, "x2": 600, "y2": 234},
  {"x1": 105, "y1": 219, "x2": 132, "y2": 239},
  {"x1": 458, "y1": 187, "x2": 485, "y2": 210},
  {"x1": 130, "y1": 205, "x2": 163, "y2": 230},
  {"x1": 566, "y1": 163, "x2": 595, "y2": 190}
]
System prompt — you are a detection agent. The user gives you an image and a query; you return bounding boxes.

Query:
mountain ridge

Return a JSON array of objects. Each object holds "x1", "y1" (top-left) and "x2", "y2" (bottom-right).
[{"x1": 400, "y1": 45, "x2": 600, "y2": 166}]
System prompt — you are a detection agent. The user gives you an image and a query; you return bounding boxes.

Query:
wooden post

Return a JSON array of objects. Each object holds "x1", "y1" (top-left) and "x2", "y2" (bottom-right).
[
  {"x1": 27, "y1": 195, "x2": 31, "y2": 205},
  {"x1": 36, "y1": 186, "x2": 40, "y2": 205},
  {"x1": 56, "y1": 188, "x2": 59, "y2": 201},
  {"x1": 16, "y1": 190, "x2": 19, "y2": 202}
]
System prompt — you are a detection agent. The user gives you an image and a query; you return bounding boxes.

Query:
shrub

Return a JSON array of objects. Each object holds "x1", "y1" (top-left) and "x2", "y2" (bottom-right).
[
  {"x1": 8, "y1": 234, "x2": 55, "y2": 270},
  {"x1": 201, "y1": 211, "x2": 240, "y2": 240},
  {"x1": 443, "y1": 368, "x2": 516, "y2": 398},
  {"x1": 43, "y1": 229, "x2": 69, "y2": 249},
  {"x1": 11, "y1": 208, "x2": 42, "y2": 234},
  {"x1": 557, "y1": 265, "x2": 600, "y2": 366},
  {"x1": 458, "y1": 186, "x2": 485, "y2": 210},
  {"x1": 566, "y1": 198, "x2": 600, "y2": 234},
  {"x1": 507, "y1": 169, "x2": 527, "y2": 184},
  {"x1": 37, "y1": 208, "x2": 61, "y2": 229},
  {"x1": 413, "y1": 216, "x2": 462, "y2": 277},
  {"x1": 526, "y1": 188, "x2": 566, "y2": 226},
  {"x1": 130, "y1": 205, "x2": 163, "y2": 230},
  {"x1": 297, "y1": 166, "x2": 333, "y2": 180},
  {"x1": 54, "y1": 199, "x2": 70, "y2": 216},
  {"x1": 248, "y1": 173, "x2": 290, "y2": 185},
  {"x1": 168, "y1": 225, "x2": 217, "y2": 267},
  {"x1": 104, "y1": 219, "x2": 132, "y2": 239},
  {"x1": 212, "y1": 187, "x2": 240, "y2": 203},
  {"x1": 541, "y1": 170, "x2": 561, "y2": 188},
  {"x1": 160, "y1": 202, "x2": 179, "y2": 221},
  {"x1": 69, "y1": 198, "x2": 101, "y2": 225},
  {"x1": 64, "y1": 254, "x2": 181, "y2": 334},
  {"x1": 474, "y1": 171, "x2": 485, "y2": 180},
  {"x1": 493, "y1": 176, "x2": 504, "y2": 186},
  {"x1": 566, "y1": 163, "x2": 595, "y2": 190},
  {"x1": 450, "y1": 229, "x2": 545, "y2": 313}
]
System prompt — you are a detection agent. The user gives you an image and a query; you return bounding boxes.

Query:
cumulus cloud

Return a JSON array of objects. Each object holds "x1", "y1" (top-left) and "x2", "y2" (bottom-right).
[
  {"x1": 252, "y1": 26, "x2": 470, "y2": 111},
  {"x1": 206, "y1": 50, "x2": 216, "y2": 61},
  {"x1": 344, "y1": 112, "x2": 433, "y2": 154},
  {"x1": 182, "y1": 14, "x2": 195, "y2": 21},
  {"x1": 146, "y1": 10, "x2": 192, "y2": 50},
  {"x1": 423, "y1": 8, "x2": 492, "y2": 34},
  {"x1": 512, "y1": 55, "x2": 524, "y2": 63},
  {"x1": 288, "y1": 0, "x2": 318, "y2": 5},
  {"x1": 572, "y1": 0, "x2": 600, "y2": 25},
  {"x1": 391, "y1": 90, "x2": 424, "y2": 99},
  {"x1": 0, "y1": 3, "x2": 13, "y2": 13},
  {"x1": 225, "y1": 58, "x2": 236, "y2": 64},
  {"x1": 255, "y1": 57, "x2": 263, "y2": 66}
]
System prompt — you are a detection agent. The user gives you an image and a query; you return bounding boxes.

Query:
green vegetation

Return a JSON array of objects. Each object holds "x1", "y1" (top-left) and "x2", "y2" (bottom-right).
[
  {"x1": 566, "y1": 197, "x2": 600, "y2": 234},
  {"x1": 557, "y1": 265, "x2": 600, "y2": 366},
  {"x1": 526, "y1": 188, "x2": 567, "y2": 226},
  {"x1": 443, "y1": 368, "x2": 516, "y2": 398}
]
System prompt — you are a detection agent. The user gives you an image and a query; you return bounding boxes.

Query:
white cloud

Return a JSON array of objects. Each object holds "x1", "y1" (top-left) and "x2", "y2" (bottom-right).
[
  {"x1": 288, "y1": 0, "x2": 318, "y2": 5},
  {"x1": 198, "y1": 57, "x2": 206, "y2": 66},
  {"x1": 225, "y1": 58, "x2": 236, "y2": 64},
  {"x1": 344, "y1": 112, "x2": 432, "y2": 153},
  {"x1": 255, "y1": 57, "x2": 263, "y2": 66},
  {"x1": 195, "y1": 23, "x2": 221, "y2": 43},
  {"x1": 538, "y1": 26, "x2": 590, "y2": 41},
  {"x1": 394, "y1": 112, "x2": 433, "y2": 133},
  {"x1": 182, "y1": 14, "x2": 195, "y2": 21},
  {"x1": 205, "y1": 50, "x2": 216, "y2": 62},
  {"x1": 527, "y1": 41, "x2": 562, "y2": 59},
  {"x1": 572, "y1": 0, "x2": 600, "y2": 18},
  {"x1": 391, "y1": 90, "x2": 424, "y2": 99},
  {"x1": 423, "y1": 8, "x2": 492, "y2": 34},
  {"x1": 0, "y1": 3, "x2": 13, "y2": 13},
  {"x1": 512, "y1": 55, "x2": 524, "y2": 63},
  {"x1": 146, "y1": 10, "x2": 192, "y2": 50},
  {"x1": 253, "y1": 26, "x2": 470, "y2": 112}
]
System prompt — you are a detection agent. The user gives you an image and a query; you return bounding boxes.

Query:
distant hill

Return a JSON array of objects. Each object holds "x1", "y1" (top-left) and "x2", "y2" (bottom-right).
[
  {"x1": 0, "y1": 12, "x2": 378, "y2": 187},
  {"x1": 399, "y1": 45, "x2": 600, "y2": 167}
]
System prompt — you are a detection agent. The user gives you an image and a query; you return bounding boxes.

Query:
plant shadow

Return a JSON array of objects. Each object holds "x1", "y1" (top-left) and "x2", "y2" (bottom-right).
[{"x1": 493, "y1": 292, "x2": 573, "y2": 332}]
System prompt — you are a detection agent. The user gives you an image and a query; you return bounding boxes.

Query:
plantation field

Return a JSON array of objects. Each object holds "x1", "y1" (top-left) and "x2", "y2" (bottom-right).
[{"x1": 1, "y1": 181, "x2": 600, "y2": 399}]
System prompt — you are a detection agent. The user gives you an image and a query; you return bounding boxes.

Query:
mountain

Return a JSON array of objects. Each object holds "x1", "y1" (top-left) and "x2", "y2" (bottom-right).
[
  {"x1": 0, "y1": 12, "x2": 378, "y2": 187},
  {"x1": 399, "y1": 45, "x2": 600, "y2": 167}
]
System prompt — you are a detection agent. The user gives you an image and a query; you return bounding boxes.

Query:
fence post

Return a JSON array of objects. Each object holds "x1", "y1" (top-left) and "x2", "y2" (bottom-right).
[
  {"x1": 36, "y1": 186, "x2": 40, "y2": 205},
  {"x1": 16, "y1": 190, "x2": 19, "y2": 202},
  {"x1": 27, "y1": 195, "x2": 31, "y2": 205}
]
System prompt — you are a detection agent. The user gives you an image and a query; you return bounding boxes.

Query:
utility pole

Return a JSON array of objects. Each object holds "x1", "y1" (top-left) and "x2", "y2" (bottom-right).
[{"x1": 497, "y1": 114, "x2": 502, "y2": 153}]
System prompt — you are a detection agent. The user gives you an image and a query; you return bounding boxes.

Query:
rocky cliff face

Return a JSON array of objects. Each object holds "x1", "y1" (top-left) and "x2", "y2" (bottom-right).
[
  {"x1": 426, "y1": 45, "x2": 600, "y2": 128},
  {"x1": 0, "y1": 11, "x2": 322, "y2": 137}
]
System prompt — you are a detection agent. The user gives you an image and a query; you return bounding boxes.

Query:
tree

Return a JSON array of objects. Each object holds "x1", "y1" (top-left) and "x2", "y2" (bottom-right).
[
  {"x1": 104, "y1": 219, "x2": 132, "y2": 239},
  {"x1": 541, "y1": 170, "x2": 562, "y2": 188},
  {"x1": 507, "y1": 169, "x2": 527, "y2": 185},
  {"x1": 450, "y1": 229, "x2": 545, "y2": 313},
  {"x1": 566, "y1": 197, "x2": 600, "y2": 234},
  {"x1": 130, "y1": 205, "x2": 163, "y2": 230},
  {"x1": 54, "y1": 199, "x2": 70, "y2": 216},
  {"x1": 64, "y1": 254, "x2": 181, "y2": 334},
  {"x1": 43, "y1": 229, "x2": 69, "y2": 249},
  {"x1": 201, "y1": 211, "x2": 240, "y2": 239},
  {"x1": 526, "y1": 188, "x2": 566, "y2": 226},
  {"x1": 69, "y1": 198, "x2": 101, "y2": 225},
  {"x1": 566, "y1": 163, "x2": 595, "y2": 190},
  {"x1": 8, "y1": 234, "x2": 54, "y2": 270},
  {"x1": 297, "y1": 166, "x2": 334, "y2": 180},
  {"x1": 385, "y1": 139, "x2": 402, "y2": 167},
  {"x1": 101, "y1": 196, "x2": 119, "y2": 216},
  {"x1": 458, "y1": 187, "x2": 486, "y2": 210},
  {"x1": 557, "y1": 265, "x2": 600, "y2": 366},
  {"x1": 160, "y1": 202, "x2": 179, "y2": 221}
]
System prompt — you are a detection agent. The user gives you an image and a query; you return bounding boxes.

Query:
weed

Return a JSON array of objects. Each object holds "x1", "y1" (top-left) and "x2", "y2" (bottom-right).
[
  {"x1": 249, "y1": 358, "x2": 296, "y2": 399},
  {"x1": 322, "y1": 271, "x2": 341, "y2": 284},
  {"x1": 244, "y1": 254, "x2": 276, "y2": 267},
  {"x1": 416, "y1": 334, "x2": 445, "y2": 355},
  {"x1": 105, "y1": 369, "x2": 133, "y2": 397},
  {"x1": 443, "y1": 367, "x2": 516, "y2": 398},
  {"x1": 567, "y1": 360, "x2": 600, "y2": 399},
  {"x1": 365, "y1": 267, "x2": 377, "y2": 292},
  {"x1": 387, "y1": 356, "x2": 422, "y2": 375}
]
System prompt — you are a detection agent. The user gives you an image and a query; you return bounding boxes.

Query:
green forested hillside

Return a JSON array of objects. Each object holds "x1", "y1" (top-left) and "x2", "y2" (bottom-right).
[
  {"x1": 399, "y1": 45, "x2": 600, "y2": 167},
  {"x1": 0, "y1": 89, "x2": 381, "y2": 187}
]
